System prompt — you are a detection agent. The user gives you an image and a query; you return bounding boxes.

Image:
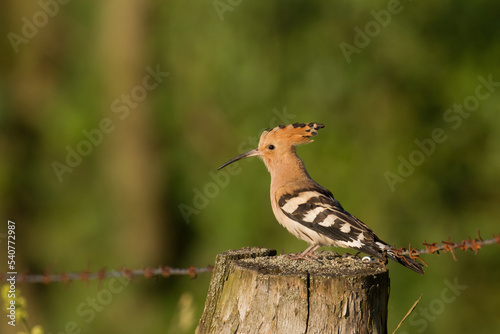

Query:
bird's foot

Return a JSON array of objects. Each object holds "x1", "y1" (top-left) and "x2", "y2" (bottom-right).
[{"x1": 285, "y1": 245, "x2": 322, "y2": 262}]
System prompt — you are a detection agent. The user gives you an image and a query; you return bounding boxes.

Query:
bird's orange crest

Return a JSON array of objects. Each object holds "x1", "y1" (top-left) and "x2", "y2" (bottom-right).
[
  {"x1": 259, "y1": 122, "x2": 325, "y2": 147},
  {"x1": 218, "y1": 122, "x2": 325, "y2": 171}
]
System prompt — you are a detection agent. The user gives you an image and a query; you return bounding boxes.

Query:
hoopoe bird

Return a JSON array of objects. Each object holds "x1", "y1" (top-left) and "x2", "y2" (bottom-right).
[{"x1": 218, "y1": 123, "x2": 424, "y2": 274}]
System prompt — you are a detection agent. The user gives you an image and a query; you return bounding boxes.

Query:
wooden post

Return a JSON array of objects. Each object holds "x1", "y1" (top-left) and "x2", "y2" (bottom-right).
[{"x1": 196, "y1": 247, "x2": 389, "y2": 334}]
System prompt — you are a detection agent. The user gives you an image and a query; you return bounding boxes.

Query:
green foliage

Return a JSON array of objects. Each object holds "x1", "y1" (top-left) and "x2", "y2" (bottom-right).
[
  {"x1": 1, "y1": 284, "x2": 44, "y2": 334},
  {"x1": 1, "y1": 0, "x2": 499, "y2": 333}
]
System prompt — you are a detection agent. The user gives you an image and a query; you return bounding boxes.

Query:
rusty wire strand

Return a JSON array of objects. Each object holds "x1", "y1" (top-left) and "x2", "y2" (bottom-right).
[
  {"x1": 391, "y1": 232, "x2": 499, "y2": 265},
  {"x1": 2, "y1": 233, "x2": 499, "y2": 284},
  {"x1": 1, "y1": 266, "x2": 213, "y2": 284}
]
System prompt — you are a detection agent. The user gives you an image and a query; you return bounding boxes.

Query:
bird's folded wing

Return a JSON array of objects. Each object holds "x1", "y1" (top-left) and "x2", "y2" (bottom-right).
[{"x1": 278, "y1": 184, "x2": 387, "y2": 254}]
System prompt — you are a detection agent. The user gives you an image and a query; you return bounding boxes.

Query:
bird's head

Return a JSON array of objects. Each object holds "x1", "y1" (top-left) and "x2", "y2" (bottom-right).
[{"x1": 218, "y1": 123, "x2": 324, "y2": 171}]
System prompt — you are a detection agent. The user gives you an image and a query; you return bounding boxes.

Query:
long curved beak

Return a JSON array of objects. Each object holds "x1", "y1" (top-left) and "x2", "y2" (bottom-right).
[{"x1": 218, "y1": 149, "x2": 261, "y2": 170}]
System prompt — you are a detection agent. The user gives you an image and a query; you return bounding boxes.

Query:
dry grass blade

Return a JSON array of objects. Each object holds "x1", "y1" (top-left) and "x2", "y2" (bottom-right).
[{"x1": 392, "y1": 293, "x2": 423, "y2": 334}]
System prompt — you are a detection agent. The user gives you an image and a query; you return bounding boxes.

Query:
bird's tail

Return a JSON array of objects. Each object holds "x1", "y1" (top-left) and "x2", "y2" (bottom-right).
[
  {"x1": 386, "y1": 249, "x2": 425, "y2": 275},
  {"x1": 361, "y1": 241, "x2": 425, "y2": 274}
]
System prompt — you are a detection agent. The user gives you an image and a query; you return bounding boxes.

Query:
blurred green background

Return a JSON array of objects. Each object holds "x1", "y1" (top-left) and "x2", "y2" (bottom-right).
[{"x1": 1, "y1": 0, "x2": 499, "y2": 333}]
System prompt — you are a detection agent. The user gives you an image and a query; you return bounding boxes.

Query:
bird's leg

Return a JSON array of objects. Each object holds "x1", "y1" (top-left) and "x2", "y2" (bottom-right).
[
  {"x1": 301, "y1": 244, "x2": 321, "y2": 257},
  {"x1": 286, "y1": 244, "x2": 321, "y2": 261}
]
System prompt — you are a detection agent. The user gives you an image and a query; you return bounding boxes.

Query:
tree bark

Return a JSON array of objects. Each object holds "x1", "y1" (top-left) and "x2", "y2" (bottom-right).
[{"x1": 196, "y1": 247, "x2": 389, "y2": 334}]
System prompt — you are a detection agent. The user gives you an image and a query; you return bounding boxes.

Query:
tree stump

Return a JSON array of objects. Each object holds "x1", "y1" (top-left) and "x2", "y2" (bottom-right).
[{"x1": 196, "y1": 247, "x2": 389, "y2": 334}]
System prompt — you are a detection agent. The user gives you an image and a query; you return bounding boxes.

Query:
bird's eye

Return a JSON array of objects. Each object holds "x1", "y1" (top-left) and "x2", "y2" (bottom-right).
[{"x1": 268, "y1": 144, "x2": 275, "y2": 150}]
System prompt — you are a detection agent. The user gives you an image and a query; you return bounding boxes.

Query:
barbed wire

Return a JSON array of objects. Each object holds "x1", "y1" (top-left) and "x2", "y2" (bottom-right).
[
  {"x1": 2, "y1": 231, "x2": 498, "y2": 284},
  {"x1": 391, "y1": 230, "x2": 500, "y2": 267},
  {"x1": 0, "y1": 266, "x2": 214, "y2": 284}
]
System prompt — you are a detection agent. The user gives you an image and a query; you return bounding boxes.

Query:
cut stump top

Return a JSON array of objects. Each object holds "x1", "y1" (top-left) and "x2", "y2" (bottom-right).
[{"x1": 234, "y1": 248, "x2": 387, "y2": 278}]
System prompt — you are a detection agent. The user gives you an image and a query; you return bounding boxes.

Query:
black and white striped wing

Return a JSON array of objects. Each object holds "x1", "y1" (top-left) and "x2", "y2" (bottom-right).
[{"x1": 278, "y1": 185, "x2": 388, "y2": 259}]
